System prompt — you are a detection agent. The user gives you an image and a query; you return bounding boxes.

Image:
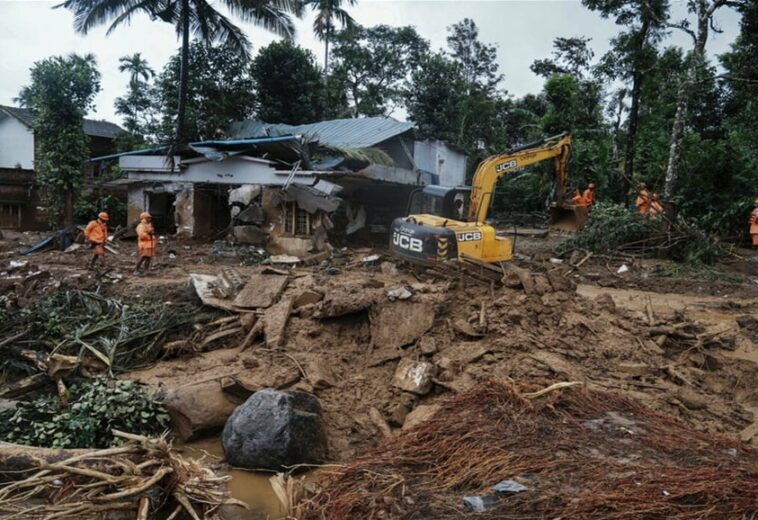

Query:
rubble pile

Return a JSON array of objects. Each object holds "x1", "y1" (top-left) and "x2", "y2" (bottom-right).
[{"x1": 298, "y1": 382, "x2": 758, "y2": 519}]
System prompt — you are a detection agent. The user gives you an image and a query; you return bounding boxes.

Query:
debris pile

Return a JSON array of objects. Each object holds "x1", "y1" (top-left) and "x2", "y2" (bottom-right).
[
  {"x1": 298, "y1": 382, "x2": 758, "y2": 519},
  {"x1": 0, "y1": 430, "x2": 244, "y2": 519}
]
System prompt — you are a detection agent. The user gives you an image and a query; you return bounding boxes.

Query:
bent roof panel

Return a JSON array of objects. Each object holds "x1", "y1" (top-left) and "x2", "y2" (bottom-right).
[{"x1": 229, "y1": 117, "x2": 414, "y2": 149}]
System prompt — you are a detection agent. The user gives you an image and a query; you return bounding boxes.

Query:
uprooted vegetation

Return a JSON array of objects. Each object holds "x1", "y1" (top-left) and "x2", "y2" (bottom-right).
[
  {"x1": 0, "y1": 378, "x2": 169, "y2": 449},
  {"x1": 555, "y1": 202, "x2": 727, "y2": 264},
  {"x1": 297, "y1": 382, "x2": 758, "y2": 519}
]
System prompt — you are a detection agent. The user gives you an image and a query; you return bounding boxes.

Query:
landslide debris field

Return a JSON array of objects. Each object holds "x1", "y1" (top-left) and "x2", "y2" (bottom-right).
[{"x1": 1, "y1": 231, "x2": 757, "y2": 517}]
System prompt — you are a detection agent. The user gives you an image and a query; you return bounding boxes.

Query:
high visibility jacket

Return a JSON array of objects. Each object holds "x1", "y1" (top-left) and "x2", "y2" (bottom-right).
[
  {"x1": 635, "y1": 190, "x2": 651, "y2": 213},
  {"x1": 750, "y1": 208, "x2": 758, "y2": 234},
  {"x1": 572, "y1": 189, "x2": 586, "y2": 207},
  {"x1": 85, "y1": 220, "x2": 107, "y2": 244},
  {"x1": 582, "y1": 189, "x2": 595, "y2": 207},
  {"x1": 136, "y1": 220, "x2": 156, "y2": 257}
]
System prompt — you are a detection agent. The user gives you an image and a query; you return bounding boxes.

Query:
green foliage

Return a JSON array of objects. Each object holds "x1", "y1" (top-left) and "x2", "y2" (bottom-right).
[
  {"x1": 75, "y1": 193, "x2": 127, "y2": 227},
  {"x1": 331, "y1": 24, "x2": 429, "y2": 116},
  {"x1": 446, "y1": 18, "x2": 503, "y2": 95},
  {"x1": 556, "y1": 202, "x2": 659, "y2": 254},
  {"x1": 114, "y1": 53, "x2": 160, "y2": 145},
  {"x1": 18, "y1": 53, "x2": 101, "y2": 226},
  {"x1": 0, "y1": 290, "x2": 217, "y2": 374},
  {"x1": 0, "y1": 379, "x2": 169, "y2": 449},
  {"x1": 156, "y1": 42, "x2": 256, "y2": 141},
  {"x1": 252, "y1": 41, "x2": 331, "y2": 124}
]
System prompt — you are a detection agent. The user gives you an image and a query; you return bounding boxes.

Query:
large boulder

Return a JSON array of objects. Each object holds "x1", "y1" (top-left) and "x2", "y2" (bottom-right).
[{"x1": 222, "y1": 389, "x2": 327, "y2": 471}]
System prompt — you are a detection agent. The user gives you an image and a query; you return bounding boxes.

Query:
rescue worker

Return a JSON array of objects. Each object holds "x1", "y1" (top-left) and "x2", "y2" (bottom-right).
[
  {"x1": 635, "y1": 183, "x2": 651, "y2": 214},
  {"x1": 750, "y1": 198, "x2": 758, "y2": 250},
  {"x1": 134, "y1": 212, "x2": 156, "y2": 276},
  {"x1": 582, "y1": 182, "x2": 596, "y2": 207},
  {"x1": 84, "y1": 212, "x2": 108, "y2": 271},
  {"x1": 649, "y1": 193, "x2": 664, "y2": 216},
  {"x1": 572, "y1": 188, "x2": 586, "y2": 207}
]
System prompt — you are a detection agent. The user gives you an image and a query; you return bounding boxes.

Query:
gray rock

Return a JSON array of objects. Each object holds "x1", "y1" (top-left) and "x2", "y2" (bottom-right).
[
  {"x1": 232, "y1": 225, "x2": 266, "y2": 245},
  {"x1": 222, "y1": 389, "x2": 327, "y2": 471}
]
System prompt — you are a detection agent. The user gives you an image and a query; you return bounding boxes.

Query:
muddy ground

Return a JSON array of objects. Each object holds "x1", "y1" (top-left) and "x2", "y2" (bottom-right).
[{"x1": 2, "y1": 229, "x2": 756, "y2": 461}]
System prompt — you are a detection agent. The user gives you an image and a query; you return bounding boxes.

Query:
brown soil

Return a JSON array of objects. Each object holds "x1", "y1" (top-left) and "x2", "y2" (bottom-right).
[{"x1": 2, "y1": 233, "x2": 757, "y2": 464}]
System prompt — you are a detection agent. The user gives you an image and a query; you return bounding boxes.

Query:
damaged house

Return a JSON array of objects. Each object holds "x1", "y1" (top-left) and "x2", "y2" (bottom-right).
[
  {"x1": 0, "y1": 105, "x2": 123, "y2": 230},
  {"x1": 113, "y1": 117, "x2": 465, "y2": 255}
]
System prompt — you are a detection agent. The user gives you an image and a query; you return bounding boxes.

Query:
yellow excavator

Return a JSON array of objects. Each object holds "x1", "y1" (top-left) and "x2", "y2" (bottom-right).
[{"x1": 389, "y1": 132, "x2": 583, "y2": 266}]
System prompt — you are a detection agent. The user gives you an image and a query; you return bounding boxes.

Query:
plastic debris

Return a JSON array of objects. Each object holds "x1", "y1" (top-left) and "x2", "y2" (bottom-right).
[
  {"x1": 463, "y1": 495, "x2": 499, "y2": 512},
  {"x1": 617, "y1": 264, "x2": 629, "y2": 274},
  {"x1": 492, "y1": 479, "x2": 528, "y2": 494}
]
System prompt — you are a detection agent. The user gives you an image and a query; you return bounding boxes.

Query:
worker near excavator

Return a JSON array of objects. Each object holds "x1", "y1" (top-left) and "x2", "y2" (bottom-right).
[
  {"x1": 750, "y1": 198, "x2": 758, "y2": 250},
  {"x1": 572, "y1": 183, "x2": 596, "y2": 208},
  {"x1": 649, "y1": 193, "x2": 664, "y2": 216},
  {"x1": 635, "y1": 183, "x2": 652, "y2": 214},
  {"x1": 134, "y1": 212, "x2": 156, "y2": 276},
  {"x1": 84, "y1": 212, "x2": 108, "y2": 271}
]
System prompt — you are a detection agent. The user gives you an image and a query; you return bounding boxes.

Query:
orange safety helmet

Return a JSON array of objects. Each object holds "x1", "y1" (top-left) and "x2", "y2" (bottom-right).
[
  {"x1": 98, "y1": 212, "x2": 109, "y2": 221},
  {"x1": 140, "y1": 212, "x2": 152, "y2": 220}
]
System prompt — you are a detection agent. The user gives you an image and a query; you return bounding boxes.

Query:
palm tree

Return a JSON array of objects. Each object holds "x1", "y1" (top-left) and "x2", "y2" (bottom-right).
[
  {"x1": 306, "y1": 0, "x2": 356, "y2": 73},
  {"x1": 118, "y1": 53, "x2": 155, "y2": 88},
  {"x1": 56, "y1": 0, "x2": 303, "y2": 143}
]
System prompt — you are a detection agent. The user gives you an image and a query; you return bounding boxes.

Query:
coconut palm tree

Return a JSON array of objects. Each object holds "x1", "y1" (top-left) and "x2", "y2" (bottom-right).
[
  {"x1": 306, "y1": 0, "x2": 356, "y2": 73},
  {"x1": 118, "y1": 53, "x2": 155, "y2": 88},
  {"x1": 56, "y1": 0, "x2": 303, "y2": 142}
]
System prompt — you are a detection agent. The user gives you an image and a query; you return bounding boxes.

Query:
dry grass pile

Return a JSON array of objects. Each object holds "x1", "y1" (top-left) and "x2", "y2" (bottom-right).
[{"x1": 300, "y1": 381, "x2": 758, "y2": 519}]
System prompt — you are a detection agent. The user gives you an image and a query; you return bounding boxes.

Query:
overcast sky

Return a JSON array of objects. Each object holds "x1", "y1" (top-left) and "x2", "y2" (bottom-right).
[{"x1": 0, "y1": 0, "x2": 742, "y2": 126}]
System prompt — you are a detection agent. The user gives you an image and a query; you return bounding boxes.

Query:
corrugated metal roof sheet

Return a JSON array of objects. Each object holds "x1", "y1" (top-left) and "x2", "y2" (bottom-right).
[
  {"x1": 229, "y1": 117, "x2": 414, "y2": 149},
  {"x1": 0, "y1": 105, "x2": 124, "y2": 139}
]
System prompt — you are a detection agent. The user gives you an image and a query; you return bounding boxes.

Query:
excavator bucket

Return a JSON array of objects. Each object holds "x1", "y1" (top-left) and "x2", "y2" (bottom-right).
[{"x1": 549, "y1": 204, "x2": 588, "y2": 233}]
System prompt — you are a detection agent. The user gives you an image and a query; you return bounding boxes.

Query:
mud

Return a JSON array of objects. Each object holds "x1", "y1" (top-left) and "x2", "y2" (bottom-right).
[{"x1": 1, "y1": 232, "x2": 757, "y2": 514}]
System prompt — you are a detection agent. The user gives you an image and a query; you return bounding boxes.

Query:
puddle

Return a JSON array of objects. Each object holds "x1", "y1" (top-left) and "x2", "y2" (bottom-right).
[{"x1": 177, "y1": 437, "x2": 287, "y2": 520}]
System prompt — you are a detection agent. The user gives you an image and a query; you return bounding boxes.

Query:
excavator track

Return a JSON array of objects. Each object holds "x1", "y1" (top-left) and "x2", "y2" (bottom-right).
[{"x1": 413, "y1": 254, "x2": 505, "y2": 286}]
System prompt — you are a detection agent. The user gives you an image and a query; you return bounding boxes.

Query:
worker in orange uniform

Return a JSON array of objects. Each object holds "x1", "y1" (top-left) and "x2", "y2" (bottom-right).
[
  {"x1": 635, "y1": 183, "x2": 652, "y2": 214},
  {"x1": 582, "y1": 182, "x2": 596, "y2": 207},
  {"x1": 134, "y1": 212, "x2": 156, "y2": 276},
  {"x1": 649, "y1": 193, "x2": 664, "y2": 216},
  {"x1": 750, "y1": 198, "x2": 758, "y2": 250},
  {"x1": 84, "y1": 212, "x2": 109, "y2": 271}
]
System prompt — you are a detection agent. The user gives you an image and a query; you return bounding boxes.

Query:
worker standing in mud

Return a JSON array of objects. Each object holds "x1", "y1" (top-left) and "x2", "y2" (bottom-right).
[
  {"x1": 84, "y1": 212, "x2": 108, "y2": 271},
  {"x1": 572, "y1": 183, "x2": 595, "y2": 208},
  {"x1": 134, "y1": 212, "x2": 156, "y2": 276},
  {"x1": 750, "y1": 198, "x2": 758, "y2": 252}
]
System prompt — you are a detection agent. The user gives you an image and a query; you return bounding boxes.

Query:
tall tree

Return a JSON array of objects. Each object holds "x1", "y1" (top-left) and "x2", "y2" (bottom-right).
[
  {"x1": 446, "y1": 18, "x2": 503, "y2": 94},
  {"x1": 330, "y1": 25, "x2": 429, "y2": 117},
  {"x1": 585, "y1": 0, "x2": 668, "y2": 199},
  {"x1": 156, "y1": 42, "x2": 256, "y2": 142},
  {"x1": 55, "y1": 0, "x2": 302, "y2": 143},
  {"x1": 531, "y1": 36, "x2": 595, "y2": 80},
  {"x1": 659, "y1": 0, "x2": 745, "y2": 199},
  {"x1": 118, "y1": 53, "x2": 155, "y2": 87},
  {"x1": 115, "y1": 53, "x2": 158, "y2": 143},
  {"x1": 18, "y1": 54, "x2": 101, "y2": 226},
  {"x1": 306, "y1": 0, "x2": 356, "y2": 73},
  {"x1": 252, "y1": 41, "x2": 331, "y2": 124}
]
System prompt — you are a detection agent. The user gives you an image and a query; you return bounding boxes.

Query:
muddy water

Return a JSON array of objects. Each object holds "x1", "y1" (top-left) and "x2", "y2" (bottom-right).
[{"x1": 177, "y1": 437, "x2": 287, "y2": 519}]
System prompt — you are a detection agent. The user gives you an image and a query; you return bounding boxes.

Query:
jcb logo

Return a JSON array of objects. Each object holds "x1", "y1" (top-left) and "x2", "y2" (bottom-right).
[
  {"x1": 457, "y1": 232, "x2": 482, "y2": 242},
  {"x1": 495, "y1": 160, "x2": 518, "y2": 173},
  {"x1": 393, "y1": 232, "x2": 423, "y2": 252}
]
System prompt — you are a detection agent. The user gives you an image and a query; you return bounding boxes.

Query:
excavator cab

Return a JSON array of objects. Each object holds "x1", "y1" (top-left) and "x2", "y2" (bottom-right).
[{"x1": 407, "y1": 186, "x2": 471, "y2": 221}]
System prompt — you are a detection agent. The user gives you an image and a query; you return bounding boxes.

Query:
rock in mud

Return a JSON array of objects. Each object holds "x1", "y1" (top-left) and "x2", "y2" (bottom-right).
[
  {"x1": 370, "y1": 301, "x2": 435, "y2": 349},
  {"x1": 546, "y1": 270, "x2": 576, "y2": 293},
  {"x1": 222, "y1": 389, "x2": 327, "y2": 471},
  {"x1": 402, "y1": 404, "x2": 441, "y2": 430},
  {"x1": 164, "y1": 381, "x2": 245, "y2": 441},
  {"x1": 392, "y1": 359, "x2": 436, "y2": 395}
]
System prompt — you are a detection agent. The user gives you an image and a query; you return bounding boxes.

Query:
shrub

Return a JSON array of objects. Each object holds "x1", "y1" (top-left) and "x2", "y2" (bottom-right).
[{"x1": 0, "y1": 378, "x2": 169, "y2": 449}]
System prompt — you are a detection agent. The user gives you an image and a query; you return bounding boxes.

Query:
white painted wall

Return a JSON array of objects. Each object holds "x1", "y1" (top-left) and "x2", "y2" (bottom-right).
[
  {"x1": 0, "y1": 116, "x2": 34, "y2": 170},
  {"x1": 414, "y1": 140, "x2": 467, "y2": 187}
]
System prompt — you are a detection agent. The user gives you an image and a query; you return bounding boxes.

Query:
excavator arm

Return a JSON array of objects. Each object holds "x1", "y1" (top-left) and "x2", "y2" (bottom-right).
[{"x1": 468, "y1": 132, "x2": 572, "y2": 223}]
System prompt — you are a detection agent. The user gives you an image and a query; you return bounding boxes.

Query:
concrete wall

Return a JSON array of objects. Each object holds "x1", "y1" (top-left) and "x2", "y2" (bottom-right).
[
  {"x1": 414, "y1": 140, "x2": 467, "y2": 187},
  {"x1": 0, "y1": 116, "x2": 34, "y2": 170}
]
